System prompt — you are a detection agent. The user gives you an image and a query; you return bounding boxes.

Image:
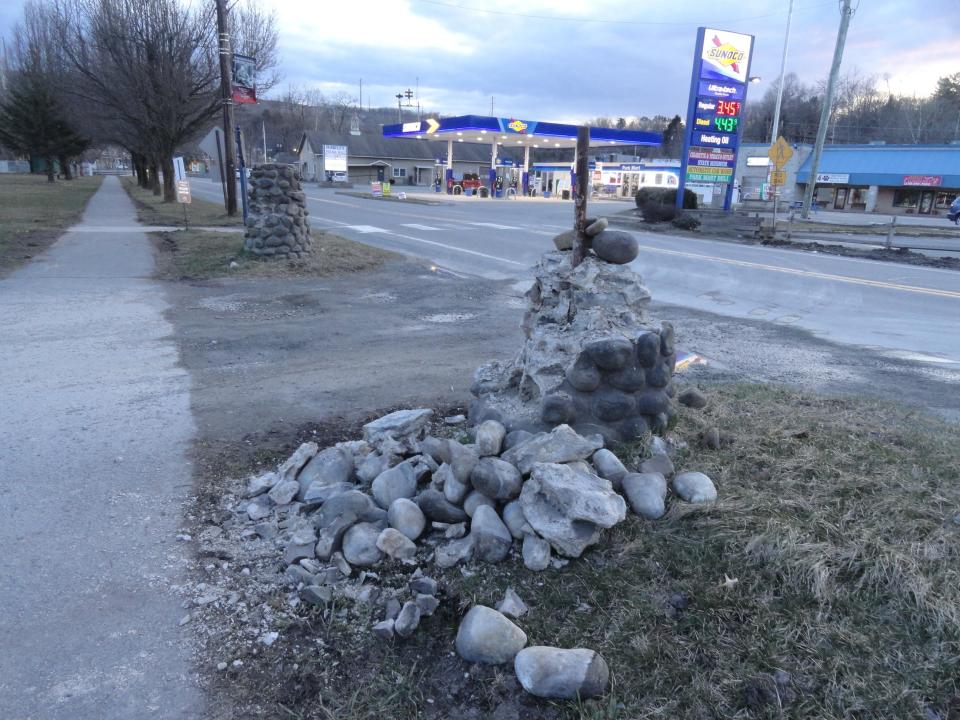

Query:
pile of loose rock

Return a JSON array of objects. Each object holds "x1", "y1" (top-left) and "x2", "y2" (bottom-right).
[
  {"x1": 237, "y1": 404, "x2": 718, "y2": 699},
  {"x1": 243, "y1": 163, "x2": 312, "y2": 259}
]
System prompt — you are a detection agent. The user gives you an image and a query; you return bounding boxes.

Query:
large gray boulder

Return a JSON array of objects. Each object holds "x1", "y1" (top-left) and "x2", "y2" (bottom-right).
[
  {"x1": 501, "y1": 424, "x2": 603, "y2": 475},
  {"x1": 522, "y1": 534, "x2": 551, "y2": 571},
  {"x1": 470, "y1": 457, "x2": 522, "y2": 500},
  {"x1": 315, "y1": 490, "x2": 385, "y2": 528},
  {"x1": 470, "y1": 505, "x2": 513, "y2": 563},
  {"x1": 590, "y1": 229, "x2": 639, "y2": 265},
  {"x1": 519, "y1": 463, "x2": 626, "y2": 557},
  {"x1": 314, "y1": 514, "x2": 357, "y2": 560},
  {"x1": 621, "y1": 472, "x2": 667, "y2": 519},
  {"x1": 455, "y1": 606, "x2": 527, "y2": 664},
  {"x1": 371, "y1": 462, "x2": 418, "y2": 509},
  {"x1": 277, "y1": 442, "x2": 318, "y2": 483},
  {"x1": 502, "y1": 500, "x2": 532, "y2": 539},
  {"x1": 514, "y1": 647, "x2": 609, "y2": 699},
  {"x1": 296, "y1": 446, "x2": 354, "y2": 500},
  {"x1": 436, "y1": 462, "x2": 470, "y2": 505},
  {"x1": 591, "y1": 449, "x2": 628, "y2": 490}
]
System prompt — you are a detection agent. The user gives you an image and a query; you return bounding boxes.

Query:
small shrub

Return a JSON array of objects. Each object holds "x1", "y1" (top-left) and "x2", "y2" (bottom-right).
[
  {"x1": 671, "y1": 212, "x2": 701, "y2": 231},
  {"x1": 634, "y1": 187, "x2": 698, "y2": 210},
  {"x1": 641, "y1": 201, "x2": 677, "y2": 223}
]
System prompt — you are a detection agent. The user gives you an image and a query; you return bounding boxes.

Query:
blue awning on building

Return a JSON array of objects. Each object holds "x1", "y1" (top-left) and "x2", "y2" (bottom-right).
[{"x1": 796, "y1": 144, "x2": 960, "y2": 187}]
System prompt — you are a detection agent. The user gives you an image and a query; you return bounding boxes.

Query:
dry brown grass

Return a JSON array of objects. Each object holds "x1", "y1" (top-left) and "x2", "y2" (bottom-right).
[
  {"x1": 121, "y1": 176, "x2": 241, "y2": 227},
  {"x1": 151, "y1": 228, "x2": 397, "y2": 281},
  {"x1": 0, "y1": 173, "x2": 103, "y2": 276}
]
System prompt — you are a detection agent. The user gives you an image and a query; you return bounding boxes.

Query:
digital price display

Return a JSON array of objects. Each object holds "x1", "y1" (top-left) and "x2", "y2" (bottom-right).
[
  {"x1": 716, "y1": 100, "x2": 741, "y2": 116},
  {"x1": 713, "y1": 116, "x2": 738, "y2": 133}
]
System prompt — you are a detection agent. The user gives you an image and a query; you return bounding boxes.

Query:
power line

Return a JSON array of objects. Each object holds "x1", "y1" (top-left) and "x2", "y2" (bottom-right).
[{"x1": 415, "y1": 0, "x2": 835, "y2": 26}]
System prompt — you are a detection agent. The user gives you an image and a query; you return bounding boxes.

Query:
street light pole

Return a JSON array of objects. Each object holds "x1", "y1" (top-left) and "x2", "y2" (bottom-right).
[
  {"x1": 215, "y1": 0, "x2": 237, "y2": 215},
  {"x1": 770, "y1": 0, "x2": 794, "y2": 145},
  {"x1": 801, "y1": 0, "x2": 854, "y2": 218}
]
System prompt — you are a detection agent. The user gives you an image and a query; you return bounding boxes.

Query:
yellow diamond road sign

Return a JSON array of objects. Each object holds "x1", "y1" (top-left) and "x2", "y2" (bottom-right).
[{"x1": 768, "y1": 137, "x2": 794, "y2": 169}]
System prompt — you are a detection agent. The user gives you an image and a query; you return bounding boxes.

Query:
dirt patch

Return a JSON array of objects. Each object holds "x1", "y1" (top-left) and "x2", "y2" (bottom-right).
[
  {"x1": 0, "y1": 174, "x2": 103, "y2": 276},
  {"x1": 151, "y1": 228, "x2": 398, "y2": 281},
  {"x1": 184, "y1": 385, "x2": 960, "y2": 720}
]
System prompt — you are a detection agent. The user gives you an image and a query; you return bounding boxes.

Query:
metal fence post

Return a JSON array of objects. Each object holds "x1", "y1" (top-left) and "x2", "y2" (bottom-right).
[{"x1": 885, "y1": 216, "x2": 897, "y2": 250}]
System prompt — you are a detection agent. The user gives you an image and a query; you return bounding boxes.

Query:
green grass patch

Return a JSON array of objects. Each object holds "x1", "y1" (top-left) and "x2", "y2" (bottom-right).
[
  {"x1": 196, "y1": 385, "x2": 960, "y2": 720},
  {"x1": 152, "y1": 228, "x2": 396, "y2": 281},
  {"x1": 0, "y1": 173, "x2": 103, "y2": 276},
  {"x1": 121, "y1": 176, "x2": 240, "y2": 227}
]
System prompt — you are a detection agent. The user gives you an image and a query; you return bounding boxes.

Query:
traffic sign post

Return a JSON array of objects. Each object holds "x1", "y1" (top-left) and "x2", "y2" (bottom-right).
[
  {"x1": 176, "y1": 179, "x2": 192, "y2": 229},
  {"x1": 767, "y1": 136, "x2": 793, "y2": 233}
]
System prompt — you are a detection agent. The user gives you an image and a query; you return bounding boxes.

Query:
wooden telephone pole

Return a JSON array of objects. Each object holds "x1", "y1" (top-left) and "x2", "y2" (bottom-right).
[
  {"x1": 215, "y1": 0, "x2": 238, "y2": 216},
  {"x1": 571, "y1": 126, "x2": 590, "y2": 266}
]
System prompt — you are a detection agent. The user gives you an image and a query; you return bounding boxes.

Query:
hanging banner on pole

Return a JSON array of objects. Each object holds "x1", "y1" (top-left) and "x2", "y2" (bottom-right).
[{"x1": 231, "y1": 54, "x2": 257, "y2": 104}]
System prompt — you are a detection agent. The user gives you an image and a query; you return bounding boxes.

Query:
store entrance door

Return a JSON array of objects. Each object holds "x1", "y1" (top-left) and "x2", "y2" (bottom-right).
[{"x1": 834, "y1": 187, "x2": 848, "y2": 209}]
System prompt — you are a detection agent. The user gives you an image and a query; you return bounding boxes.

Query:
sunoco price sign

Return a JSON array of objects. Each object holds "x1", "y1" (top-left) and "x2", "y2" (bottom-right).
[{"x1": 677, "y1": 27, "x2": 755, "y2": 211}]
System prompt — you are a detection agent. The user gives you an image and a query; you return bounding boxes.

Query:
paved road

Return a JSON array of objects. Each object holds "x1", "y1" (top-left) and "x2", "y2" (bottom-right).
[
  {"x1": 0, "y1": 177, "x2": 203, "y2": 719},
  {"x1": 192, "y1": 179, "x2": 960, "y2": 366}
]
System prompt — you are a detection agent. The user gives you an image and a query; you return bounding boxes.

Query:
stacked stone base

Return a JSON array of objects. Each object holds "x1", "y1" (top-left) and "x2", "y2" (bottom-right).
[
  {"x1": 243, "y1": 163, "x2": 312, "y2": 259},
  {"x1": 470, "y1": 250, "x2": 676, "y2": 444}
]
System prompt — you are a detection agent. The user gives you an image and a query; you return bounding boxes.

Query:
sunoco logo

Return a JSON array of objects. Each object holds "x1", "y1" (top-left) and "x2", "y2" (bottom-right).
[
  {"x1": 706, "y1": 35, "x2": 744, "y2": 74},
  {"x1": 507, "y1": 119, "x2": 528, "y2": 133}
]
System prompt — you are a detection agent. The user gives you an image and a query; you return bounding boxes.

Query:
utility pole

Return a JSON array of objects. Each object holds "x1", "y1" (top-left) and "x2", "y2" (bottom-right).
[
  {"x1": 262, "y1": 120, "x2": 267, "y2": 163},
  {"x1": 801, "y1": 0, "x2": 853, "y2": 218},
  {"x1": 571, "y1": 126, "x2": 589, "y2": 267},
  {"x1": 770, "y1": 0, "x2": 793, "y2": 144},
  {"x1": 215, "y1": 0, "x2": 237, "y2": 215}
]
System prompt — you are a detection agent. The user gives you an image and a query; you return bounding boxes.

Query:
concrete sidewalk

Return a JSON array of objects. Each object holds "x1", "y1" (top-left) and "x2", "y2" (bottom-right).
[{"x1": 0, "y1": 177, "x2": 203, "y2": 718}]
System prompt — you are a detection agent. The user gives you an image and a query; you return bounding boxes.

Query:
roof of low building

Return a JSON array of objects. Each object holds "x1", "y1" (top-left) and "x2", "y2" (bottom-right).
[
  {"x1": 793, "y1": 144, "x2": 960, "y2": 186},
  {"x1": 300, "y1": 131, "x2": 513, "y2": 163}
]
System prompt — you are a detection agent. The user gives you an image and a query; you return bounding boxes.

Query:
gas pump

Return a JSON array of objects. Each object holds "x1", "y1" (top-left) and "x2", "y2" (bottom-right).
[{"x1": 495, "y1": 174, "x2": 504, "y2": 198}]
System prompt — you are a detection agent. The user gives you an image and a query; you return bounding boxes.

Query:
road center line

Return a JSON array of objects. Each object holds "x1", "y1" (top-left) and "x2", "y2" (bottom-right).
[
  {"x1": 637, "y1": 244, "x2": 960, "y2": 300},
  {"x1": 386, "y1": 233, "x2": 527, "y2": 266}
]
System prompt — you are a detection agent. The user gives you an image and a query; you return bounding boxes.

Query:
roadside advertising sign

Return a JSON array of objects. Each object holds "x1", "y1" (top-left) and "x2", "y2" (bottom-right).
[
  {"x1": 323, "y1": 145, "x2": 348, "y2": 172},
  {"x1": 231, "y1": 54, "x2": 257, "y2": 104},
  {"x1": 176, "y1": 179, "x2": 191, "y2": 204},
  {"x1": 678, "y1": 27, "x2": 754, "y2": 211},
  {"x1": 903, "y1": 175, "x2": 942, "y2": 186},
  {"x1": 815, "y1": 173, "x2": 849, "y2": 184},
  {"x1": 371, "y1": 181, "x2": 382, "y2": 197}
]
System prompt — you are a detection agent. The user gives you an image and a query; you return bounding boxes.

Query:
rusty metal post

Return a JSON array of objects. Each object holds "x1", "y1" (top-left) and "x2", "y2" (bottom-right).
[{"x1": 572, "y1": 125, "x2": 590, "y2": 266}]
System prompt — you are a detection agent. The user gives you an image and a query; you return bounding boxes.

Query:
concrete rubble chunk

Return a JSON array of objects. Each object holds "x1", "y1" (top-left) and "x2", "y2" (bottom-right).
[
  {"x1": 315, "y1": 490, "x2": 385, "y2": 529},
  {"x1": 372, "y1": 619, "x2": 395, "y2": 640},
  {"x1": 514, "y1": 647, "x2": 609, "y2": 699},
  {"x1": 470, "y1": 505, "x2": 513, "y2": 563},
  {"x1": 415, "y1": 593, "x2": 440, "y2": 616},
  {"x1": 363, "y1": 409, "x2": 433, "y2": 454},
  {"x1": 496, "y1": 587, "x2": 529, "y2": 618},
  {"x1": 300, "y1": 585, "x2": 332, "y2": 606},
  {"x1": 436, "y1": 462, "x2": 470, "y2": 505},
  {"x1": 246, "y1": 471, "x2": 278, "y2": 498},
  {"x1": 501, "y1": 424, "x2": 604, "y2": 475},
  {"x1": 519, "y1": 462, "x2": 627, "y2": 557},
  {"x1": 268, "y1": 479, "x2": 299, "y2": 506},
  {"x1": 434, "y1": 535, "x2": 474, "y2": 568},
  {"x1": 456, "y1": 605, "x2": 528, "y2": 664},
  {"x1": 394, "y1": 601, "x2": 421, "y2": 638},
  {"x1": 277, "y1": 442, "x2": 318, "y2": 483},
  {"x1": 314, "y1": 514, "x2": 357, "y2": 561},
  {"x1": 672, "y1": 471, "x2": 718, "y2": 504},
  {"x1": 448, "y1": 441, "x2": 480, "y2": 484},
  {"x1": 621, "y1": 472, "x2": 668, "y2": 520},
  {"x1": 522, "y1": 534, "x2": 551, "y2": 571},
  {"x1": 409, "y1": 575, "x2": 437, "y2": 596},
  {"x1": 302, "y1": 481, "x2": 355, "y2": 506},
  {"x1": 246, "y1": 497, "x2": 274, "y2": 521}
]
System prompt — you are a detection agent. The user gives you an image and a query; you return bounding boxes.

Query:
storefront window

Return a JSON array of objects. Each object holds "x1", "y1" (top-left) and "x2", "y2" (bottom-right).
[
  {"x1": 935, "y1": 191, "x2": 958, "y2": 209},
  {"x1": 892, "y1": 189, "x2": 920, "y2": 208},
  {"x1": 849, "y1": 187, "x2": 868, "y2": 209}
]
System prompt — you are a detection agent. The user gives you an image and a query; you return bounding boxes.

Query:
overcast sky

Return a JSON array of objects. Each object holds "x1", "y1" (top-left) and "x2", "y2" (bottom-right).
[{"x1": 2, "y1": 0, "x2": 956, "y2": 122}]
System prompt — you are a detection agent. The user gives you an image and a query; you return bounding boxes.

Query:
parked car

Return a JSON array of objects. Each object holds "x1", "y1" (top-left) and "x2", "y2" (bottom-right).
[
  {"x1": 948, "y1": 196, "x2": 960, "y2": 225},
  {"x1": 332, "y1": 172, "x2": 347, "y2": 182}
]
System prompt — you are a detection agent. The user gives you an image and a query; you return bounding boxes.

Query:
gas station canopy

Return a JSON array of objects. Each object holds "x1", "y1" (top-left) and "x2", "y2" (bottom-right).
[{"x1": 382, "y1": 115, "x2": 662, "y2": 149}]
